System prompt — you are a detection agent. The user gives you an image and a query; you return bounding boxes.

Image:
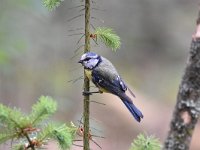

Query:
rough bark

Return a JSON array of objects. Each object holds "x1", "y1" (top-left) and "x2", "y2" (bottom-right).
[
  {"x1": 83, "y1": 0, "x2": 91, "y2": 150},
  {"x1": 164, "y1": 11, "x2": 200, "y2": 150}
]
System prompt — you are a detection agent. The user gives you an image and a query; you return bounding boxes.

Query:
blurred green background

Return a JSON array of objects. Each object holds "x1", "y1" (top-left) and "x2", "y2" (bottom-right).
[{"x1": 0, "y1": 0, "x2": 200, "y2": 149}]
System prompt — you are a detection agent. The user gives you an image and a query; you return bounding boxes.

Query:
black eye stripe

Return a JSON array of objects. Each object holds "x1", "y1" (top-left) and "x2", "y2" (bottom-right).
[{"x1": 84, "y1": 58, "x2": 90, "y2": 61}]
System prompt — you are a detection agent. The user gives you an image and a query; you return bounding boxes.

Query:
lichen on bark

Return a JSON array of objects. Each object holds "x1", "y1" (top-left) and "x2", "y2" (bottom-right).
[{"x1": 164, "y1": 38, "x2": 200, "y2": 150}]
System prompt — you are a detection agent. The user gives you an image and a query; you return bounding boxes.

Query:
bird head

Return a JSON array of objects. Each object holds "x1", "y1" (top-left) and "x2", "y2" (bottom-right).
[{"x1": 78, "y1": 52, "x2": 102, "y2": 69}]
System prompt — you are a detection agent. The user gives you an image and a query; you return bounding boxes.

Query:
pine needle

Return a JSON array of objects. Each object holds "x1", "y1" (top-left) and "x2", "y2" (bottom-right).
[
  {"x1": 130, "y1": 133, "x2": 162, "y2": 150},
  {"x1": 0, "y1": 133, "x2": 17, "y2": 144},
  {"x1": 43, "y1": 0, "x2": 64, "y2": 11},
  {"x1": 37, "y1": 123, "x2": 77, "y2": 150},
  {"x1": 94, "y1": 27, "x2": 121, "y2": 51},
  {"x1": 0, "y1": 97, "x2": 76, "y2": 149},
  {"x1": 0, "y1": 104, "x2": 26, "y2": 129},
  {"x1": 30, "y1": 96, "x2": 57, "y2": 125}
]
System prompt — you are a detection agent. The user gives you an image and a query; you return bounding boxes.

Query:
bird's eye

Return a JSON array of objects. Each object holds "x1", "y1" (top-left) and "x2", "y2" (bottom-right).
[{"x1": 84, "y1": 58, "x2": 90, "y2": 61}]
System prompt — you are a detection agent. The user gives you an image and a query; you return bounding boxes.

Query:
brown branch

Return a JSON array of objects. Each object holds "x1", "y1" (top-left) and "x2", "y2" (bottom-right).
[
  {"x1": 164, "y1": 10, "x2": 200, "y2": 150},
  {"x1": 83, "y1": 0, "x2": 91, "y2": 150},
  {"x1": 24, "y1": 133, "x2": 35, "y2": 150}
]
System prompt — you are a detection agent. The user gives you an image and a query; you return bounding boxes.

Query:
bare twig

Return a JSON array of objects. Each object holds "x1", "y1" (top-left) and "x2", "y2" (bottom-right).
[
  {"x1": 74, "y1": 45, "x2": 85, "y2": 53},
  {"x1": 68, "y1": 28, "x2": 84, "y2": 32},
  {"x1": 70, "y1": 52, "x2": 81, "y2": 60},
  {"x1": 91, "y1": 17, "x2": 104, "y2": 23},
  {"x1": 90, "y1": 24, "x2": 96, "y2": 30},
  {"x1": 68, "y1": 5, "x2": 84, "y2": 10},
  {"x1": 77, "y1": 34, "x2": 85, "y2": 45},
  {"x1": 79, "y1": 8, "x2": 86, "y2": 12},
  {"x1": 68, "y1": 33, "x2": 84, "y2": 36},
  {"x1": 91, "y1": 38, "x2": 98, "y2": 45},
  {"x1": 90, "y1": 101, "x2": 106, "y2": 105},
  {"x1": 77, "y1": 119, "x2": 103, "y2": 133},
  {"x1": 68, "y1": 14, "x2": 84, "y2": 22},
  {"x1": 73, "y1": 139, "x2": 83, "y2": 142},
  {"x1": 72, "y1": 143, "x2": 84, "y2": 147},
  {"x1": 91, "y1": 135, "x2": 105, "y2": 139},
  {"x1": 92, "y1": 8, "x2": 105, "y2": 12},
  {"x1": 70, "y1": 50, "x2": 83, "y2": 60},
  {"x1": 68, "y1": 76, "x2": 83, "y2": 83},
  {"x1": 90, "y1": 139, "x2": 102, "y2": 149}
]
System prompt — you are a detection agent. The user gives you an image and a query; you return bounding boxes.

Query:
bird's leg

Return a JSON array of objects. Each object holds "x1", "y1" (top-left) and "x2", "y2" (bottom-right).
[{"x1": 82, "y1": 90, "x2": 101, "y2": 96}]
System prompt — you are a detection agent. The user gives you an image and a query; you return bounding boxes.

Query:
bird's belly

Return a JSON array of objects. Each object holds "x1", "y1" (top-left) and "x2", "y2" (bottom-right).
[
  {"x1": 84, "y1": 69, "x2": 109, "y2": 93},
  {"x1": 85, "y1": 69, "x2": 110, "y2": 93},
  {"x1": 98, "y1": 86, "x2": 109, "y2": 93}
]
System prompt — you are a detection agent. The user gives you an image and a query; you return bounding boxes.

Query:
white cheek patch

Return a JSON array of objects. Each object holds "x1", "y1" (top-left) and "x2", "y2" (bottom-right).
[
  {"x1": 81, "y1": 54, "x2": 87, "y2": 61},
  {"x1": 85, "y1": 59, "x2": 99, "y2": 69}
]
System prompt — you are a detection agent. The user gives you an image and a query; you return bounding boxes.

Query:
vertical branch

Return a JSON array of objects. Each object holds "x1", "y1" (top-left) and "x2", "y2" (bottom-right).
[
  {"x1": 164, "y1": 10, "x2": 200, "y2": 150},
  {"x1": 83, "y1": 0, "x2": 91, "y2": 150}
]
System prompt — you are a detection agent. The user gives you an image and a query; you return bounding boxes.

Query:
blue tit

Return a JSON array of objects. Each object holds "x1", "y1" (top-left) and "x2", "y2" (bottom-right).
[{"x1": 78, "y1": 52, "x2": 143, "y2": 122}]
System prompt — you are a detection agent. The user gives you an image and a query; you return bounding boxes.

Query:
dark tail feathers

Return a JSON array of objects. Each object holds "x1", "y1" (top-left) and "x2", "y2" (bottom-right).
[{"x1": 119, "y1": 94, "x2": 143, "y2": 122}]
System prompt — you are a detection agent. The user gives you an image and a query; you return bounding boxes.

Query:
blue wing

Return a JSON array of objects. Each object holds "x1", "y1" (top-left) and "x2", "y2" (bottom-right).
[
  {"x1": 91, "y1": 69, "x2": 143, "y2": 122},
  {"x1": 92, "y1": 69, "x2": 127, "y2": 95}
]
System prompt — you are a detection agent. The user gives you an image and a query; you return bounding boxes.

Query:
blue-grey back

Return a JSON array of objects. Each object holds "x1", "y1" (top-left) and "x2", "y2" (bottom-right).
[{"x1": 94, "y1": 56, "x2": 119, "y2": 82}]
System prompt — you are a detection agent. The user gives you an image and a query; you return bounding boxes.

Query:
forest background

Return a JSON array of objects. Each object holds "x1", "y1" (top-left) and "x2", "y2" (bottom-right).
[{"x1": 0, "y1": 0, "x2": 199, "y2": 149}]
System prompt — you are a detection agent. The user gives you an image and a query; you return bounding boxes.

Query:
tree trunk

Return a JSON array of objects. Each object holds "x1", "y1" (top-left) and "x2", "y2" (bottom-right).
[{"x1": 164, "y1": 11, "x2": 200, "y2": 150}]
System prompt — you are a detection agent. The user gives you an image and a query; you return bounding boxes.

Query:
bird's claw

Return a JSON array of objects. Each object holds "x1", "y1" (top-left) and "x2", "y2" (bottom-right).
[{"x1": 82, "y1": 91, "x2": 92, "y2": 96}]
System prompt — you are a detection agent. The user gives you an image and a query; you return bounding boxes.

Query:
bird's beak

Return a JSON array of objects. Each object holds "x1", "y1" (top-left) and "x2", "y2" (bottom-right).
[{"x1": 78, "y1": 60, "x2": 83, "y2": 63}]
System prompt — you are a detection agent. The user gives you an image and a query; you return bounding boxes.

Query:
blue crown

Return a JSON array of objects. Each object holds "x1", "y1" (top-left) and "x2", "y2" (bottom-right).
[{"x1": 85, "y1": 52, "x2": 99, "y2": 58}]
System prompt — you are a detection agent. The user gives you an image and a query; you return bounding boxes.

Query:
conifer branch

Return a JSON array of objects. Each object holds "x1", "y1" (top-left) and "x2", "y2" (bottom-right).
[
  {"x1": 42, "y1": 0, "x2": 64, "y2": 11},
  {"x1": 0, "y1": 104, "x2": 26, "y2": 129},
  {"x1": 0, "y1": 96, "x2": 76, "y2": 150},
  {"x1": 130, "y1": 133, "x2": 162, "y2": 150},
  {"x1": 37, "y1": 123, "x2": 77, "y2": 150},
  {"x1": 94, "y1": 27, "x2": 121, "y2": 51},
  {"x1": 0, "y1": 133, "x2": 17, "y2": 144},
  {"x1": 30, "y1": 96, "x2": 57, "y2": 125}
]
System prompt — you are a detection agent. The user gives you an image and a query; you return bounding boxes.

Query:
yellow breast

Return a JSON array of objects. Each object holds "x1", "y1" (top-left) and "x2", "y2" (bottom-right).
[
  {"x1": 84, "y1": 69, "x2": 92, "y2": 80},
  {"x1": 98, "y1": 87, "x2": 109, "y2": 93},
  {"x1": 84, "y1": 69, "x2": 109, "y2": 93}
]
